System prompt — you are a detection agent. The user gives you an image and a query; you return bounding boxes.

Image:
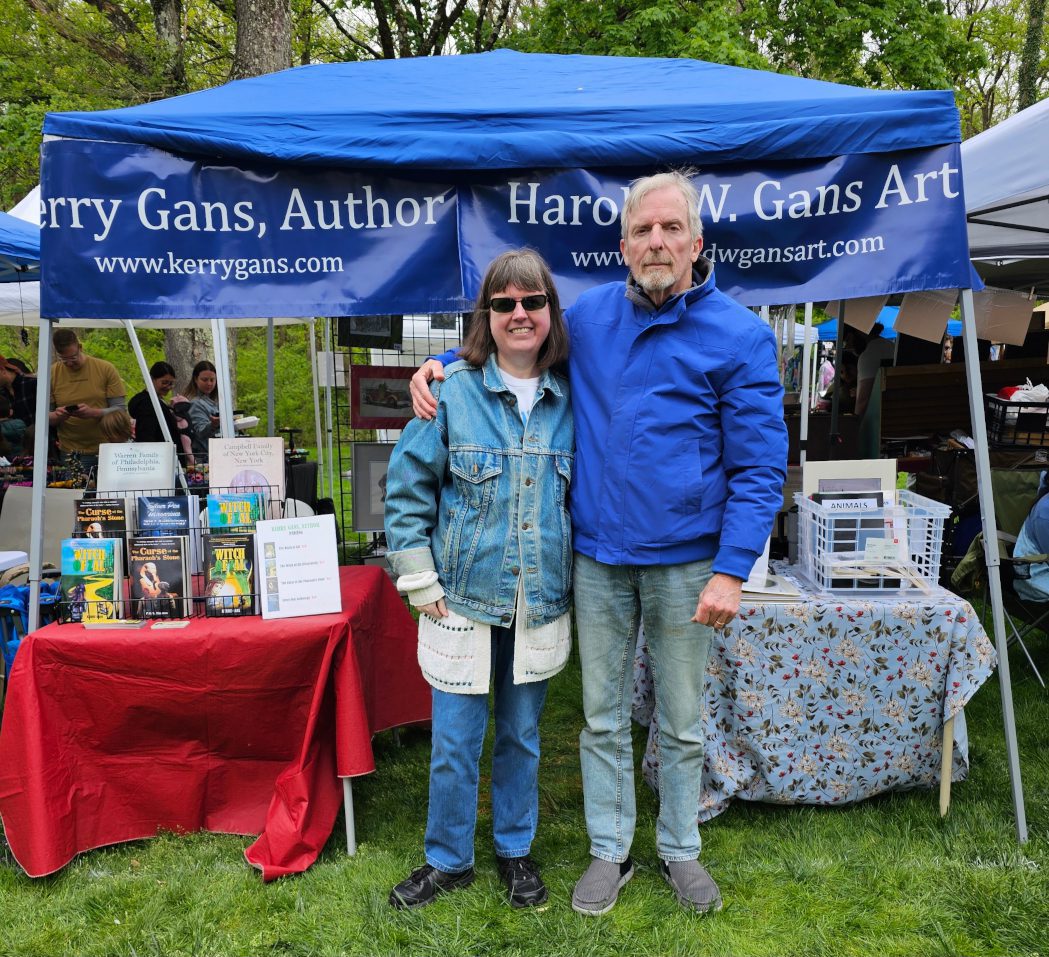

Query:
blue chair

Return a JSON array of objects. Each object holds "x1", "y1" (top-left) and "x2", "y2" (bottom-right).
[{"x1": 0, "y1": 583, "x2": 29, "y2": 691}]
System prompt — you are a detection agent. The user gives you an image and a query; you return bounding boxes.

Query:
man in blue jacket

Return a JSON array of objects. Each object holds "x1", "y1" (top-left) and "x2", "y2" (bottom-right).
[{"x1": 411, "y1": 171, "x2": 787, "y2": 916}]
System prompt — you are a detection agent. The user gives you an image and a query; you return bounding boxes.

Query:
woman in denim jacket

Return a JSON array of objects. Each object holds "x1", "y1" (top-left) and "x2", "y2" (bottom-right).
[{"x1": 385, "y1": 249, "x2": 573, "y2": 911}]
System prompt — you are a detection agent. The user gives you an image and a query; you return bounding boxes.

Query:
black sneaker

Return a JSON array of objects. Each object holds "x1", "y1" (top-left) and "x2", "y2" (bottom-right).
[
  {"x1": 496, "y1": 855, "x2": 549, "y2": 908},
  {"x1": 388, "y1": 864, "x2": 475, "y2": 910}
]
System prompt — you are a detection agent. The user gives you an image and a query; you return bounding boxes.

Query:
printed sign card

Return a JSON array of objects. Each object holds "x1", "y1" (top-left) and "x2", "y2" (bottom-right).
[{"x1": 255, "y1": 513, "x2": 341, "y2": 620}]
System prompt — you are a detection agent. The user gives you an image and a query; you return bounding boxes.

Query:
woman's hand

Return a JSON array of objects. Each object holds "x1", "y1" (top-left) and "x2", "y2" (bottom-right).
[{"x1": 419, "y1": 598, "x2": 448, "y2": 618}]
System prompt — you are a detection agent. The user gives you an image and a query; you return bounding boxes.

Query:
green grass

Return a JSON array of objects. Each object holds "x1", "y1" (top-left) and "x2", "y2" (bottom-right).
[{"x1": 2, "y1": 639, "x2": 1048, "y2": 956}]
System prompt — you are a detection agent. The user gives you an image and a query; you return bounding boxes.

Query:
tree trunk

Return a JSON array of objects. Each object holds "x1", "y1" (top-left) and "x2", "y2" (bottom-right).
[
  {"x1": 1018, "y1": 0, "x2": 1047, "y2": 111},
  {"x1": 164, "y1": 328, "x2": 210, "y2": 395},
  {"x1": 232, "y1": 0, "x2": 292, "y2": 79},
  {"x1": 150, "y1": 0, "x2": 186, "y2": 92}
]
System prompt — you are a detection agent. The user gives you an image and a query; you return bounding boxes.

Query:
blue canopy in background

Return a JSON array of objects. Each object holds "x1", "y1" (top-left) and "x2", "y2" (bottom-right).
[
  {"x1": 0, "y1": 210, "x2": 40, "y2": 282},
  {"x1": 816, "y1": 306, "x2": 963, "y2": 341}
]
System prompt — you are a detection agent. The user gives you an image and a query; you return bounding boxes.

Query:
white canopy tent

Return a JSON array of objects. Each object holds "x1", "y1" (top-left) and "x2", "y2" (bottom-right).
[{"x1": 963, "y1": 96, "x2": 1049, "y2": 298}]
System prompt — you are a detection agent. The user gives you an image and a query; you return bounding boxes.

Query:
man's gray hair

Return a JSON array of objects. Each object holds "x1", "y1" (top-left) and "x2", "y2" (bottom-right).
[{"x1": 621, "y1": 170, "x2": 703, "y2": 242}]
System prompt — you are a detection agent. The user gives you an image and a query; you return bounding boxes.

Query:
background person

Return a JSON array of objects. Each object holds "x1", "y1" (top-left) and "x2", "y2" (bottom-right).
[
  {"x1": 182, "y1": 360, "x2": 221, "y2": 458},
  {"x1": 128, "y1": 361, "x2": 182, "y2": 446},
  {"x1": 1013, "y1": 473, "x2": 1049, "y2": 603},
  {"x1": 48, "y1": 329, "x2": 127, "y2": 468},
  {"x1": 98, "y1": 409, "x2": 133, "y2": 445},
  {"x1": 384, "y1": 250, "x2": 573, "y2": 912},
  {"x1": 0, "y1": 354, "x2": 37, "y2": 428}
]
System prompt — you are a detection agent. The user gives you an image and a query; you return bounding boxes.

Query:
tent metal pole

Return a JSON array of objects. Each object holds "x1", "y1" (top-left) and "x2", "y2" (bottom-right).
[
  {"x1": 959, "y1": 287, "x2": 1028, "y2": 843},
  {"x1": 211, "y1": 318, "x2": 236, "y2": 437},
  {"x1": 829, "y1": 302, "x2": 845, "y2": 459},
  {"x1": 323, "y1": 318, "x2": 335, "y2": 502},
  {"x1": 266, "y1": 319, "x2": 275, "y2": 437},
  {"x1": 308, "y1": 320, "x2": 325, "y2": 498},
  {"x1": 798, "y1": 303, "x2": 815, "y2": 469},
  {"x1": 123, "y1": 321, "x2": 187, "y2": 491},
  {"x1": 26, "y1": 319, "x2": 54, "y2": 634}
]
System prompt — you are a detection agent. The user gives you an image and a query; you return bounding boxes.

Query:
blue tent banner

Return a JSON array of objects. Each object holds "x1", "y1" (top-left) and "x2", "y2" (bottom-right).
[{"x1": 40, "y1": 138, "x2": 971, "y2": 319}]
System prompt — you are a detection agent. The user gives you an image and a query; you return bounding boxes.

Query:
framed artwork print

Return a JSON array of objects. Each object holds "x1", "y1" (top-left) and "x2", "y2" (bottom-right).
[
  {"x1": 351, "y1": 442, "x2": 394, "y2": 532},
  {"x1": 337, "y1": 315, "x2": 404, "y2": 350},
  {"x1": 350, "y1": 365, "x2": 414, "y2": 429}
]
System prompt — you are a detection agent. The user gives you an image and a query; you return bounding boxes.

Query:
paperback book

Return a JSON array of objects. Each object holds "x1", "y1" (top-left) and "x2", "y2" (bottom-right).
[
  {"x1": 203, "y1": 533, "x2": 256, "y2": 616},
  {"x1": 96, "y1": 442, "x2": 177, "y2": 494},
  {"x1": 74, "y1": 497, "x2": 128, "y2": 541},
  {"x1": 136, "y1": 494, "x2": 201, "y2": 572},
  {"x1": 209, "y1": 436, "x2": 285, "y2": 518},
  {"x1": 127, "y1": 535, "x2": 191, "y2": 618},
  {"x1": 206, "y1": 492, "x2": 265, "y2": 531},
  {"x1": 60, "y1": 538, "x2": 122, "y2": 624},
  {"x1": 135, "y1": 497, "x2": 200, "y2": 570}
]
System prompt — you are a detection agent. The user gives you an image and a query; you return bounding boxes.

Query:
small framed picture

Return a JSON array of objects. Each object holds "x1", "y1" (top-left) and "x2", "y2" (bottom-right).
[
  {"x1": 337, "y1": 315, "x2": 403, "y2": 350},
  {"x1": 350, "y1": 366, "x2": 414, "y2": 429},
  {"x1": 351, "y1": 442, "x2": 394, "y2": 532},
  {"x1": 429, "y1": 313, "x2": 460, "y2": 332}
]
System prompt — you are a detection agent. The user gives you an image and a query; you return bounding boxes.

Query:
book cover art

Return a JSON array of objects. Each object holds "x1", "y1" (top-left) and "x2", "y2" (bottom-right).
[
  {"x1": 128, "y1": 535, "x2": 190, "y2": 618},
  {"x1": 203, "y1": 533, "x2": 256, "y2": 616},
  {"x1": 206, "y1": 493, "x2": 265, "y2": 531},
  {"x1": 75, "y1": 498, "x2": 128, "y2": 540},
  {"x1": 136, "y1": 495, "x2": 191, "y2": 535},
  {"x1": 208, "y1": 437, "x2": 285, "y2": 516},
  {"x1": 60, "y1": 538, "x2": 119, "y2": 623}
]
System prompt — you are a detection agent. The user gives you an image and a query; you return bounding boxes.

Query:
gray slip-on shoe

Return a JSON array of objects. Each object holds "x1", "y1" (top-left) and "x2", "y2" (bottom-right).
[
  {"x1": 571, "y1": 856, "x2": 634, "y2": 916},
  {"x1": 660, "y1": 859, "x2": 723, "y2": 913}
]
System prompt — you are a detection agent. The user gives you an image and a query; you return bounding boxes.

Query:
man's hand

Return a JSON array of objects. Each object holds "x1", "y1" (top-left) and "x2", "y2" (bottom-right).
[
  {"x1": 419, "y1": 597, "x2": 448, "y2": 619},
  {"x1": 693, "y1": 573, "x2": 743, "y2": 630},
  {"x1": 76, "y1": 405, "x2": 106, "y2": 420},
  {"x1": 410, "y1": 359, "x2": 445, "y2": 420}
]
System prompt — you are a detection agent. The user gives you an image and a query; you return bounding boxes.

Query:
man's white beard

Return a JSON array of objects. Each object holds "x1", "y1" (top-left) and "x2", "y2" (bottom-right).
[{"x1": 634, "y1": 265, "x2": 676, "y2": 295}]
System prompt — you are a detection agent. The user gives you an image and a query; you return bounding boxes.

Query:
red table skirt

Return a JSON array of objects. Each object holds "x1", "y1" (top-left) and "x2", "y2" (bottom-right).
[{"x1": 0, "y1": 565, "x2": 430, "y2": 880}]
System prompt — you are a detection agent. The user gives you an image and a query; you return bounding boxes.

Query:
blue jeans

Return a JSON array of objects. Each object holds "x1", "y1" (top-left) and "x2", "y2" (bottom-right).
[
  {"x1": 424, "y1": 623, "x2": 549, "y2": 873},
  {"x1": 575, "y1": 552, "x2": 713, "y2": 864}
]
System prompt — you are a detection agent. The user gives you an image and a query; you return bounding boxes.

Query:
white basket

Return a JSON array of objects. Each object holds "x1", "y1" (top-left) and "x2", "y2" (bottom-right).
[{"x1": 793, "y1": 489, "x2": 951, "y2": 594}]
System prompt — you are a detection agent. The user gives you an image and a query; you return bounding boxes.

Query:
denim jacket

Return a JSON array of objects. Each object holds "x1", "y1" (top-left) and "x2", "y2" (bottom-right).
[{"x1": 385, "y1": 355, "x2": 573, "y2": 628}]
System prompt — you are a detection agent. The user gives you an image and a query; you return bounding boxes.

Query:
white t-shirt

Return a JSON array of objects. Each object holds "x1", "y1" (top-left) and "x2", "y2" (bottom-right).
[{"x1": 499, "y1": 370, "x2": 540, "y2": 421}]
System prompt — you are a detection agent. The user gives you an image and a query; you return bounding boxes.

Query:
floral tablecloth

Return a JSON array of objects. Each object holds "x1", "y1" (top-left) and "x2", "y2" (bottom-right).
[{"x1": 632, "y1": 575, "x2": 997, "y2": 820}]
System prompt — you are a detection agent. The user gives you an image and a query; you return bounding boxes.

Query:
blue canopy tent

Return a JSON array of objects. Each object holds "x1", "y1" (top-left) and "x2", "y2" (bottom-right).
[
  {"x1": 0, "y1": 210, "x2": 40, "y2": 282},
  {"x1": 816, "y1": 306, "x2": 963, "y2": 341},
  {"x1": 30, "y1": 51, "x2": 1025, "y2": 838}
]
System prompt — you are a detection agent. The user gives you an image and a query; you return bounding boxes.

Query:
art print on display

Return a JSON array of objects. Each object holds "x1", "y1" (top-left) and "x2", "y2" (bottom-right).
[
  {"x1": 337, "y1": 315, "x2": 404, "y2": 350},
  {"x1": 350, "y1": 366, "x2": 414, "y2": 429},
  {"x1": 351, "y1": 442, "x2": 393, "y2": 532}
]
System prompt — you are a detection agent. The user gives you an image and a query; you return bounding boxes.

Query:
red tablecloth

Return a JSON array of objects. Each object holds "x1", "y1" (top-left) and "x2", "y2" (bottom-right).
[{"x1": 0, "y1": 565, "x2": 430, "y2": 880}]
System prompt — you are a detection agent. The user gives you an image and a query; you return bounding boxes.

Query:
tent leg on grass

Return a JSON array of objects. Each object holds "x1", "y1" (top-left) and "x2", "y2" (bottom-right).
[{"x1": 960, "y1": 286, "x2": 1028, "y2": 843}]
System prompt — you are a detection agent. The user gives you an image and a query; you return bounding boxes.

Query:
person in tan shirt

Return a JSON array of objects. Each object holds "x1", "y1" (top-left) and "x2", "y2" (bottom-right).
[{"x1": 48, "y1": 329, "x2": 127, "y2": 466}]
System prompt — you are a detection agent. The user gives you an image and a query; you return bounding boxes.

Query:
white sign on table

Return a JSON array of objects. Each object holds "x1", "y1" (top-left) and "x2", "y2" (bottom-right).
[{"x1": 255, "y1": 513, "x2": 342, "y2": 620}]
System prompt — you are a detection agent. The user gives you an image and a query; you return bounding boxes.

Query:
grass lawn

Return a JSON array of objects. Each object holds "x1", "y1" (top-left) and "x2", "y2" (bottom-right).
[{"x1": 1, "y1": 635, "x2": 1047, "y2": 956}]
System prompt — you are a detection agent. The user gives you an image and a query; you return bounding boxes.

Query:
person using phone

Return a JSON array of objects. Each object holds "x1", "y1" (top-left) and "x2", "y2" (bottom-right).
[{"x1": 48, "y1": 330, "x2": 127, "y2": 468}]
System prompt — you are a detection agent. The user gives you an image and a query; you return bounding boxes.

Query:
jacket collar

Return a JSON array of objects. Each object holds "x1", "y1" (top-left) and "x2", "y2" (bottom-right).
[
  {"x1": 624, "y1": 256, "x2": 715, "y2": 314},
  {"x1": 481, "y1": 353, "x2": 565, "y2": 399}
]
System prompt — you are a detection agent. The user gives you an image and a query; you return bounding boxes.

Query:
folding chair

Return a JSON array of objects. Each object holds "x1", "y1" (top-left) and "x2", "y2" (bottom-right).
[{"x1": 952, "y1": 467, "x2": 1048, "y2": 686}]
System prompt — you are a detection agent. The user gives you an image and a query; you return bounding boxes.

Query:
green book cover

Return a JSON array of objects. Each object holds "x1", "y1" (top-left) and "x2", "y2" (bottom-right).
[{"x1": 60, "y1": 538, "x2": 118, "y2": 623}]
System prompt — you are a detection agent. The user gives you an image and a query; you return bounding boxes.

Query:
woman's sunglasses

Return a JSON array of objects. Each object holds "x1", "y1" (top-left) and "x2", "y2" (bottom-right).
[{"x1": 488, "y1": 294, "x2": 548, "y2": 313}]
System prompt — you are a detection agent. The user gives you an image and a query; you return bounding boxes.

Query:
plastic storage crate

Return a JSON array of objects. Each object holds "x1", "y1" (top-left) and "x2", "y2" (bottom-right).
[
  {"x1": 986, "y1": 394, "x2": 1049, "y2": 448},
  {"x1": 793, "y1": 489, "x2": 951, "y2": 594}
]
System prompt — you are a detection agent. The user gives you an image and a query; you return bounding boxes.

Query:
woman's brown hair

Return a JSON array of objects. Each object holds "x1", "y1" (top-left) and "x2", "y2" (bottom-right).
[{"x1": 459, "y1": 249, "x2": 569, "y2": 371}]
